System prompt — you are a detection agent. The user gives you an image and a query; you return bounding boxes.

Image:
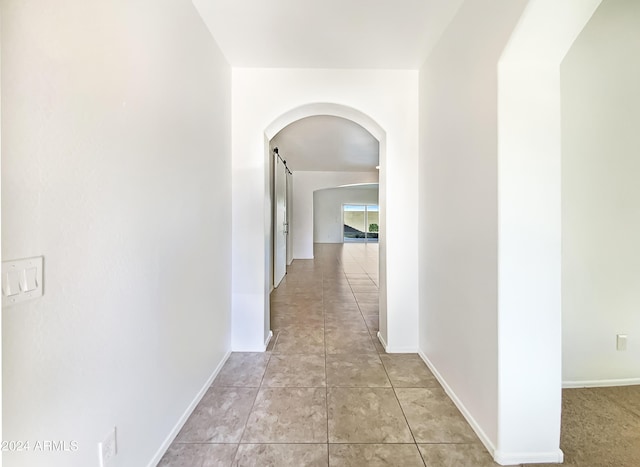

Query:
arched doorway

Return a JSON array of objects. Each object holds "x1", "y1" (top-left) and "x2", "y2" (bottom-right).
[
  {"x1": 230, "y1": 70, "x2": 420, "y2": 357},
  {"x1": 264, "y1": 103, "x2": 389, "y2": 353}
]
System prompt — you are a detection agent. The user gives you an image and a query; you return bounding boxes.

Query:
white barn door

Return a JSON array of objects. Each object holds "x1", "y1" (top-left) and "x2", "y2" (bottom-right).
[{"x1": 274, "y1": 155, "x2": 288, "y2": 287}]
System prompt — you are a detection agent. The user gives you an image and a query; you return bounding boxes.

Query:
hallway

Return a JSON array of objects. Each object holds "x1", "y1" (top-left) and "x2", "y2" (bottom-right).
[{"x1": 159, "y1": 244, "x2": 497, "y2": 466}]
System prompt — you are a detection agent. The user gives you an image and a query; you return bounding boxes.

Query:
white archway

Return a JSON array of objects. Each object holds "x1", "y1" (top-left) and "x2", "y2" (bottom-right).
[
  {"x1": 265, "y1": 102, "x2": 386, "y2": 142},
  {"x1": 264, "y1": 103, "x2": 389, "y2": 353},
  {"x1": 231, "y1": 68, "x2": 419, "y2": 355}
]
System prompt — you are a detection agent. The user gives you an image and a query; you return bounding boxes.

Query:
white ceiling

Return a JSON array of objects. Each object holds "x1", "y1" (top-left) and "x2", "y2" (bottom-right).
[
  {"x1": 192, "y1": 0, "x2": 463, "y2": 69},
  {"x1": 192, "y1": 0, "x2": 463, "y2": 172},
  {"x1": 272, "y1": 116, "x2": 379, "y2": 172}
]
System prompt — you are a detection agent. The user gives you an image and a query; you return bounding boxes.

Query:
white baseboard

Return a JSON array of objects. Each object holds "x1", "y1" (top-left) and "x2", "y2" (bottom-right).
[
  {"x1": 386, "y1": 346, "x2": 419, "y2": 353},
  {"x1": 494, "y1": 450, "x2": 564, "y2": 465},
  {"x1": 376, "y1": 331, "x2": 387, "y2": 350},
  {"x1": 146, "y1": 350, "x2": 232, "y2": 467},
  {"x1": 419, "y1": 350, "x2": 564, "y2": 465},
  {"x1": 418, "y1": 350, "x2": 498, "y2": 459},
  {"x1": 376, "y1": 332, "x2": 417, "y2": 353},
  {"x1": 264, "y1": 330, "x2": 274, "y2": 350},
  {"x1": 563, "y1": 377, "x2": 640, "y2": 388}
]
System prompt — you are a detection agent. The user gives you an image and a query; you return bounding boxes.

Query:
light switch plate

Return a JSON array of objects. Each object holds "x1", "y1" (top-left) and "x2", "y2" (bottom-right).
[
  {"x1": 2, "y1": 256, "x2": 44, "y2": 307},
  {"x1": 617, "y1": 334, "x2": 628, "y2": 351}
]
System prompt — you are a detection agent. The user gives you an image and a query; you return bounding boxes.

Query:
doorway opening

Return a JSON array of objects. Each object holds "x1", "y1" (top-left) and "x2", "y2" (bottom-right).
[{"x1": 263, "y1": 102, "x2": 389, "y2": 352}]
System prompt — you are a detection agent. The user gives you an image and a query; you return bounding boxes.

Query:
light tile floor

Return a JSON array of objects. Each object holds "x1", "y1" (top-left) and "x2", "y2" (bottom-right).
[
  {"x1": 158, "y1": 243, "x2": 640, "y2": 466},
  {"x1": 159, "y1": 243, "x2": 497, "y2": 466}
]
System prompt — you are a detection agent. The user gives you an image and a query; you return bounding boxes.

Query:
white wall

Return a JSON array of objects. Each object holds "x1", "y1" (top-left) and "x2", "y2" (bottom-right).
[
  {"x1": 232, "y1": 70, "x2": 419, "y2": 354},
  {"x1": 561, "y1": 0, "x2": 640, "y2": 386},
  {"x1": 1, "y1": 2, "x2": 232, "y2": 466},
  {"x1": 291, "y1": 172, "x2": 378, "y2": 257},
  {"x1": 419, "y1": 0, "x2": 602, "y2": 464},
  {"x1": 497, "y1": 1, "x2": 601, "y2": 463},
  {"x1": 314, "y1": 185, "x2": 379, "y2": 244},
  {"x1": 286, "y1": 171, "x2": 294, "y2": 265},
  {"x1": 418, "y1": 0, "x2": 527, "y2": 454}
]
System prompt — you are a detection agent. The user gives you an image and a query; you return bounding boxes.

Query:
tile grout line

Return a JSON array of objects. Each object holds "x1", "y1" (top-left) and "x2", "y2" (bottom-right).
[
  {"x1": 323, "y1": 248, "x2": 330, "y2": 464},
  {"x1": 378, "y1": 350, "x2": 427, "y2": 467},
  {"x1": 346, "y1": 246, "x2": 380, "y2": 354},
  {"x1": 232, "y1": 323, "x2": 274, "y2": 459}
]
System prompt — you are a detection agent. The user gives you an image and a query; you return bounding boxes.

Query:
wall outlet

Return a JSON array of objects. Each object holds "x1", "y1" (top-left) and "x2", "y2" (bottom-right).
[
  {"x1": 617, "y1": 334, "x2": 628, "y2": 351},
  {"x1": 98, "y1": 427, "x2": 117, "y2": 467}
]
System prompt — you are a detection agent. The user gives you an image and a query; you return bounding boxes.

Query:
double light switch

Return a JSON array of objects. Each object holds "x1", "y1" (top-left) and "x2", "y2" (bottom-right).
[{"x1": 2, "y1": 256, "x2": 44, "y2": 307}]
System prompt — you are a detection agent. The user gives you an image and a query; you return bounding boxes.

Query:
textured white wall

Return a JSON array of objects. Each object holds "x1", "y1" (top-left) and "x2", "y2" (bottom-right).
[
  {"x1": 418, "y1": 0, "x2": 601, "y2": 464},
  {"x1": 1, "y1": 1, "x2": 232, "y2": 466},
  {"x1": 418, "y1": 0, "x2": 527, "y2": 453},
  {"x1": 314, "y1": 185, "x2": 379, "y2": 244},
  {"x1": 561, "y1": 0, "x2": 640, "y2": 386},
  {"x1": 292, "y1": 172, "x2": 379, "y2": 258},
  {"x1": 497, "y1": 1, "x2": 600, "y2": 463}
]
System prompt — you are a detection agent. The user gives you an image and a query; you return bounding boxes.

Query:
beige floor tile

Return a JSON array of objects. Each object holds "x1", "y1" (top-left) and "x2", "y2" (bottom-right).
[
  {"x1": 343, "y1": 266, "x2": 366, "y2": 274},
  {"x1": 234, "y1": 444, "x2": 328, "y2": 467},
  {"x1": 273, "y1": 328, "x2": 325, "y2": 354},
  {"x1": 324, "y1": 297, "x2": 359, "y2": 307},
  {"x1": 271, "y1": 314, "x2": 324, "y2": 330},
  {"x1": 262, "y1": 354, "x2": 326, "y2": 387},
  {"x1": 354, "y1": 293, "x2": 379, "y2": 304},
  {"x1": 242, "y1": 387, "x2": 327, "y2": 443},
  {"x1": 326, "y1": 354, "x2": 391, "y2": 387},
  {"x1": 395, "y1": 388, "x2": 477, "y2": 443},
  {"x1": 325, "y1": 329, "x2": 377, "y2": 354},
  {"x1": 214, "y1": 353, "x2": 271, "y2": 387},
  {"x1": 350, "y1": 285, "x2": 379, "y2": 293},
  {"x1": 158, "y1": 443, "x2": 238, "y2": 467},
  {"x1": 329, "y1": 444, "x2": 424, "y2": 467},
  {"x1": 272, "y1": 303, "x2": 324, "y2": 315},
  {"x1": 327, "y1": 387, "x2": 413, "y2": 443},
  {"x1": 176, "y1": 387, "x2": 257, "y2": 443},
  {"x1": 323, "y1": 285, "x2": 354, "y2": 293},
  {"x1": 373, "y1": 337, "x2": 387, "y2": 354},
  {"x1": 325, "y1": 316, "x2": 368, "y2": 333},
  {"x1": 324, "y1": 307, "x2": 362, "y2": 318},
  {"x1": 357, "y1": 302, "x2": 379, "y2": 314},
  {"x1": 380, "y1": 354, "x2": 439, "y2": 388},
  {"x1": 418, "y1": 443, "x2": 503, "y2": 467},
  {"x1": 345, "y1": 273, "x2": 370, "y2": 279},
  {"x1": 363, "y1": 314, "x2": 379, "y2": 334},
  {"x1": 347, "y1": 275, "x2": 373, "y2": 286}
]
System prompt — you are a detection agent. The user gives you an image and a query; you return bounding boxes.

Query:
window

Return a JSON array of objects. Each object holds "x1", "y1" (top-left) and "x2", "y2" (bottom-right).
[{"x1": 343, "y1": 205, "x2": 379, "y2": 243}]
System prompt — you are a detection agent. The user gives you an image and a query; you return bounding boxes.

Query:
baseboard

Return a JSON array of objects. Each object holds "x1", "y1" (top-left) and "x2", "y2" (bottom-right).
[
  {"x1": 419, "y1": 350, "x2": 565, "y2": 465},
  {"x1": 418, "y1": 351, "x2": 497, "y2": 458},
  {"x1": 563, "y1": 377, "x2": 640, "y2": 388},
  {"x1": 375, "y1": 332, "x2": 417, "y2": 354},
  {"x1": 264, "y1": 330, "x2": 274, "y2": 350},
  {"x1": 494, "y1": 449, "x2": 564, "y2": 465},
  {"x1": 385, "y1": 346, "x2": 419, "y2": 353},
  {"x1": 376, "y1": 331, "x2": 387, "y2": 350},
  {"x1": 146, "y1": 350, "x2": 232, "y2": 467}
]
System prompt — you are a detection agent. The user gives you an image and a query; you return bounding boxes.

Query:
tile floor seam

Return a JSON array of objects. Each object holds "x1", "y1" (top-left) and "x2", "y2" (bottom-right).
[
  {"x1": 380, "y1": 354, "x2": 426, "y2": 466},
  {"x1": 234, "y1": 352, "x2": 273, "y2": 448},
  {"x1": 322, "y1": 260, "x2": 330, "y2": 466},
  {"x1": 162, "y1": 244, "x2": 530, "y2": 466}
]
